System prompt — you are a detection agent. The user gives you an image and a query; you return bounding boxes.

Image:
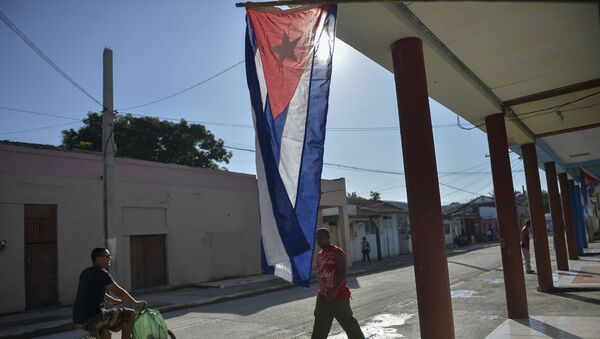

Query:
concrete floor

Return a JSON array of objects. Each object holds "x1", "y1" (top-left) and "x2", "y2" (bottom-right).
[{"x1": 38, "y1": 243, "x2": 600, "y2": 339}]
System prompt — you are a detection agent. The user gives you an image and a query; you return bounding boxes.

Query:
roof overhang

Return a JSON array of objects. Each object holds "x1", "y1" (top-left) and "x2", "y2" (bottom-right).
[{"x1": 336, "y1": 1, "x2": 600, "y2": 178}]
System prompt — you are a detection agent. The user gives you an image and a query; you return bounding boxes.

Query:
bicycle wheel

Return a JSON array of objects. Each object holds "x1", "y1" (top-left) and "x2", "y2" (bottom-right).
[{"x1": 168, "y1": 329, "x2": 176, "y2": 339}]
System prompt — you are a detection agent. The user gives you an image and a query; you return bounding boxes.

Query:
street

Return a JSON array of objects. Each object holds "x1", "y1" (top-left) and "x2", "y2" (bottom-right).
[{"x1": 41, "y1": 245, "x2": 510, "y2": 338}]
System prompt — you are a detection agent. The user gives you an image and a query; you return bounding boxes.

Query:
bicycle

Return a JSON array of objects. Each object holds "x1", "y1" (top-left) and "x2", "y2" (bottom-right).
[{"x1": 79, "y1": 303, "x2": 176, "y2": 339}]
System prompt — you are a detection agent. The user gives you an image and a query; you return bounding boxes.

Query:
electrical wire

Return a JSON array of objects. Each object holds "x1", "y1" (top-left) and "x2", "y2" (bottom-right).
[
  {"x1": 0, "y1": 10, "x2": 103, "y2": 108},
  {"x1": 178, "y1": 141, "x2": 493, "y2": 197},
  {"x1": 118, "y1": 60, "x2": 246, "y2": 111},
  {"x1": 0, "y1": 106, "x2": 82, "y2": 121},
  {"x1": 0, "y1": 121, "x2": 80, "y2": 136},
  {"x1": 510, "y1": 90, "x2": 600, "y2": 117},
  {"x1": 456, "y1": 114, "x2": 484, "y2": 131}
]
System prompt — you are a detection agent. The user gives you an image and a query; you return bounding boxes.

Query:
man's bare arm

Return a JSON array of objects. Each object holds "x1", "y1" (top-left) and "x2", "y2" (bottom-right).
[
  {"x1": 104, "y1": 293, "x2": 122, "y2": 305},
  {"x1": 106, "y1": 282, "x2": 144, "y2": 308},
  {"x1": 326, "y1": 250, "x2": 348, "y2": 301},
  {"x1": 333, "y1": 250, "x2": 347, "y2": 292}
]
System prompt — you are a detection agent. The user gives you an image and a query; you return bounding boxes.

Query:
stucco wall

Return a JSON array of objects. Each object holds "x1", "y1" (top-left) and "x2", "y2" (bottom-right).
[
  {"x1": 0, "y1": 173, "x2": 105, "y2": 312},
  {"x1": 0, "y1": 203, "x2": 25, "y2": 313},
  {"x1": 0, "y1": 145, "x2": 260, "y2": 313},
  {"x1": 0, "y1": 144, "x2": 346, "y2": 313},
  {"x1": 116, "y1": 182, "x2": 261, "y2": 290}
]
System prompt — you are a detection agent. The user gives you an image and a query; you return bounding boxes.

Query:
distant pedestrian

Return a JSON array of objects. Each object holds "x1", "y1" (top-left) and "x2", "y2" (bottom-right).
[
  {"x1": 520, "y1": 220, "x2": 535, "y2": 274},
  {"x1": 361, "y1": 237, "x2": 371, "y2": 265},
  {"x1": 487, "y1": 228, "x2": 492, "y2": 241},
  {"x1": 312, "y1": 228, "x2": 364, "y2": 339}
]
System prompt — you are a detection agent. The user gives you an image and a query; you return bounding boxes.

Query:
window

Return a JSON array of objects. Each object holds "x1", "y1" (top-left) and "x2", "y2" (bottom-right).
[{"x1": 444, "y1": 224, "x2": 451, "y2": 235}]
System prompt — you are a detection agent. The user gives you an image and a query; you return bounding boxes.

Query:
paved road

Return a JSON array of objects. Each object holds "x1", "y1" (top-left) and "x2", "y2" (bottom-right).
[{"x1": 40, "y1": 245, "x2": 509, "y2": 338}]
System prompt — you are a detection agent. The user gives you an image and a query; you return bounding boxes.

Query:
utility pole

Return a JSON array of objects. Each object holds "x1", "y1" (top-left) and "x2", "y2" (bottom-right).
[{"x1": 102, "y1": 48, "x2": 117, "y2": 269}]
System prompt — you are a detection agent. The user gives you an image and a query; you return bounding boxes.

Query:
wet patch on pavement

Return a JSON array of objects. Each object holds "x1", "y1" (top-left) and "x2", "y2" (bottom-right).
[
  {"x1": 330, "y1": 313, "x2": 414, "y2": 339},
  {"x1": 451, "y1": 289, "x2": 478, "y2": 298}
]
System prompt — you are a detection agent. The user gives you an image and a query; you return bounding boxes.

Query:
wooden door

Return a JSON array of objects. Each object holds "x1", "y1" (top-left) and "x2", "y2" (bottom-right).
[
  {"x1": 130, "y1": 235, "x2": 167, "y2": 289},
  {"x1": 24, "y1": 204, "x2": 58, "y2": 309}
]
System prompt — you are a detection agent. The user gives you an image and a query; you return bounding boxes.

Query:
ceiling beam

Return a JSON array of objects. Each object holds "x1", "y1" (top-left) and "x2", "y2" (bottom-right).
[
  {"x1": 536, "y1": 122, "x2": 600, "y2": 139},
  {"x1": 386, "y1": 2, "x2": 536, "y2": 142},
  {"x1": 503, "y1": 78, "x2": 600, "y2": 107}
]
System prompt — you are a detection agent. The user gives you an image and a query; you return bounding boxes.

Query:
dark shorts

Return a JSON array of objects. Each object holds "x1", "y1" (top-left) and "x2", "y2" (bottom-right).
[{"x1": 76, "y1": 307, "x2": 135, "y2": 337}]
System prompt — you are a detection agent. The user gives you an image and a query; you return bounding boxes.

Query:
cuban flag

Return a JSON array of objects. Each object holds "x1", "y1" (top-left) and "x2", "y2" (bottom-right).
[
  {"x1": 244, "y1": 4, "x2": 336, "y2": 287},
  {"x1": 580, "y1": 168, "x2": 599, "y2": 216}
]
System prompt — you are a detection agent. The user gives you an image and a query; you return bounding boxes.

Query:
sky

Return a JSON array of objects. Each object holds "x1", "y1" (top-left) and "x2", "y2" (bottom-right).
[{"x1": 0, "y1": 0, "x2": 547, "y2": 204}]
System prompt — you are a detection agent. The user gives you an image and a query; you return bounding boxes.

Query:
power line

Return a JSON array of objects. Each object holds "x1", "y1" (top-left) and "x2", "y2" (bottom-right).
[
  {"x1": 511, "y1": 90, "x2": 600, "y2": 118},
  {"x1": 359, "y1": 159, "x2": 494, "y2": 196},
  {"x1": 0, "y1": 121, "x2": 80, "y2": 136},
  {"x1": 0, "y1": 10, "x2": 103, "y2": 108},
  {"x1": 1, "y1": 105, "x2": 471, "y2": 134},
  {"x1": 220, "y1": 144, "x2": 491, "y2": 197},
  {"x1": 0, "y1": 106, "x2": 82, "y2": 121},
  {"x1": 118, "y1": 60, "x2": 246, "y2": 111}
]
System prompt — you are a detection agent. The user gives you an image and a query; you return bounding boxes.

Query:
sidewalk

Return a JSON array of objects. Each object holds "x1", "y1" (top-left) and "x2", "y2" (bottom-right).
[
  {"x1": 0, "y1": 241, "x2": 494, "y2": 338},
  {"x1": 485, "y1": 241, "x2": 600, "y2": 338},
  {"x1": 554, "y1": 254, "x2": 600, "y2": 291}
]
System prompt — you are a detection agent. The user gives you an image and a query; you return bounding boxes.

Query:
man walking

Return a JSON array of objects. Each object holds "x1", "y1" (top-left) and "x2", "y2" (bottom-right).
[
  {"x1": 312, "y1": 228, "x2": 364, "y2": 339},
  {"x1": 361, "y1": 237, "x2": 371, "y2": 265},
  {"x1": 73, "y1": 248, "x2": 145, "y2": 339},
  {"x1": 520, "y1": 221, "x2": 535, "y2": 274}
]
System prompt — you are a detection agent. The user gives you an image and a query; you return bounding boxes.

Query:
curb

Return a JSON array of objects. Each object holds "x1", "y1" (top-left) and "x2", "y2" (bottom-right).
[{"x1": 1, "y1": 243, "x2": 496, "y2": 338}]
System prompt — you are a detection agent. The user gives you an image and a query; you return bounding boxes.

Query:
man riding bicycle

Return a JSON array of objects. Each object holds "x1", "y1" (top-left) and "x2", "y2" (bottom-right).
[{"x1": 73, "y1": 248, "x2": 146, "y2": 339}]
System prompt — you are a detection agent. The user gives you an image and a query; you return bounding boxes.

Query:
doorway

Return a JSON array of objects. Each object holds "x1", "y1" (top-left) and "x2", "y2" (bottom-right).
[
  {"x1": 24, "y1": 204, "x2": 58, "y2": 309},
  {"x1": 130, "y1": 235, "x2": 167, "y2": 289}
]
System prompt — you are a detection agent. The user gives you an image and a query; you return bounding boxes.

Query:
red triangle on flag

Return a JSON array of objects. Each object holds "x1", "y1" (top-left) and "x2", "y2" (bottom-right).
[{"x1": 248, "y1": 6, "x2": 328, "y2": 119}]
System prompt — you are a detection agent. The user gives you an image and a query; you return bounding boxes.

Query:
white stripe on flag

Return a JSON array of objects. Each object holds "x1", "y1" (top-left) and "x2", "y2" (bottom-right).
[
  {"x1": 253, "y1": 113, "x2": 289, "y2": 267},
  {"x1": 254, "y1": 50, "x2": 268, "y2": 112},
  {"x1": 277, "y1": 60, "x2": 313, "y2": 208}
]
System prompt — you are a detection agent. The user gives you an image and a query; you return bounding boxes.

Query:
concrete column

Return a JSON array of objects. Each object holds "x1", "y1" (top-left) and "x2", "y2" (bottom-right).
[
  {"x1": 102, "y1": 48, "x2": 119, "y2": 279},
  {"x1": 544, "y1": 162, "x2": 569, "y2": 270},
  {"x1": 485, "y1": 113, "x2": 528, "y2": 319},
  {"x1": 521, "y1": 143, "x2": 553, "y2": 292},
  {"x1": 337, "y1": 205, "x2": 352, "y2": 267},
  {"x1": 391, "y1": 37, "x2": 455, "y2": 339},
  {"x1": 558, "y1": 173, "x2": 579, "y2": 260}
]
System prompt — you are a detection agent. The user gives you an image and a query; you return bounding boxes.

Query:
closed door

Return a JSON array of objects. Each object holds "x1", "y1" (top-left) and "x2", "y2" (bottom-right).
[
  {"x1": 130, "y1": 235, "x2": 167, "y2": 289},
  {"x1": 25, "y1": 204, "x2": 58, "y2": 309}
]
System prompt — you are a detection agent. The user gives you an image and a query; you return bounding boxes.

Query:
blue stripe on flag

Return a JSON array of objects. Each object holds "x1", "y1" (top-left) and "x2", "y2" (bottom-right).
[
  {"x1": 287, "y1": 6, "x2": 336, "y2": 286},
  {"x1": 245, "y1": 25, "x2": 311, "y2": 258},
  {"x1": 246, "y1": 5, "x2": 336, "y2": 287}
]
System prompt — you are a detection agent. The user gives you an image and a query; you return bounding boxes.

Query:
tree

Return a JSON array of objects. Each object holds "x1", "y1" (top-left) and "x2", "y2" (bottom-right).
[
  {"x1": 62, "y1": 112, "x2": 232, "y2": 170},
  {"x1": 347, "y1": 191, "x2": 363, "y2": 199},
  {"x1": 515, "y1": 190, "x2": 528, "y2": 207},
  {"x1": 370, "y1": 191, "x2": 381, "y2": 201}
]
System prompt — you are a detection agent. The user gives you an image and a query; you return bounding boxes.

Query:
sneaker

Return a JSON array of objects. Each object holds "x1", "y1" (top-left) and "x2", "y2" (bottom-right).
[{"x1": 526, "y1": 270, "x2": 535, "y2": 274}]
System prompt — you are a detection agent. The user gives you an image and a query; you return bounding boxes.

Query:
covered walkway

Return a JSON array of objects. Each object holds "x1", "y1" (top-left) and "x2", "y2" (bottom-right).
[{"x1": 334, "y1": 1, "x2": 600, "y2": 338}]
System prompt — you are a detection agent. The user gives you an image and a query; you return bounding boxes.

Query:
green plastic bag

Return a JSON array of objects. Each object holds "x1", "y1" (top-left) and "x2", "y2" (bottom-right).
[{"x1": 132, "y1": 307, "x2": 169, "y2": 339}]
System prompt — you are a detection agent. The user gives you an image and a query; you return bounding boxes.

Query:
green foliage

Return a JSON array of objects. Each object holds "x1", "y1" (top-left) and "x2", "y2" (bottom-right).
[
  {"x1": 513, "y1": 189, "x2": 550, "y2": 213},
  {"x1": 346, "y1": 191, "x2": 363, "y2": 199},
  {"x1": 62, "y1": 112, "x2": 232, "y2": 170},
  {"x1": 369, "y1": 191, "x2": 381, "y2": 201},
  {"x1": 515, "y1": 190, "x2": 528, "y2": 207}
]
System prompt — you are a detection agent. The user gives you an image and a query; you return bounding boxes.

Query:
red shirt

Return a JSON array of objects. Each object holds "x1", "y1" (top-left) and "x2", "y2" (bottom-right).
[{"x1": 317, "y1": 245, "x2": 351, "y2": 301}]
